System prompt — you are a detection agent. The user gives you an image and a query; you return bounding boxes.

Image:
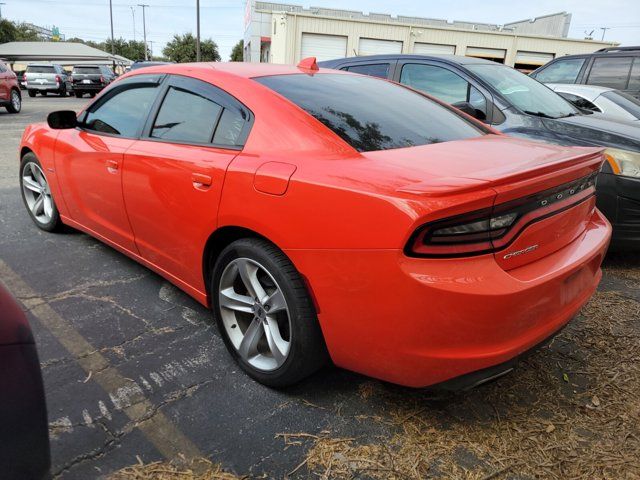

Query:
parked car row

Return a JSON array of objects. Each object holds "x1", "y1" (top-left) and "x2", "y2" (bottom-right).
[{"x1": 21, "y1": 63, "x2": 117, "y2": 98}]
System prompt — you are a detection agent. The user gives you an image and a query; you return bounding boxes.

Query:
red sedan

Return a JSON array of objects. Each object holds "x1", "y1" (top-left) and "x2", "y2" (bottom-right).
[
  {"x1": 19, "y1": 60, "x2": 611, "y2": 388},
  {"x1": 0, "y1": 60, "x2": 21, "y2": 113}
]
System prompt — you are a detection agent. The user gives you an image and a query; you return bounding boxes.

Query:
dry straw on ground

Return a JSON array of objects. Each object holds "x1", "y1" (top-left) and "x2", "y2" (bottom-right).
[{"x1": 109, "y1": 457, "x2": 242, "y2": 480}]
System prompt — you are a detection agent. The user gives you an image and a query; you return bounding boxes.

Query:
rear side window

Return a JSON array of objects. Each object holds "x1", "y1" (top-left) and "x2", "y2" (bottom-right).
[
  {"x1": 151, "y1": 86, "x2": 222, "y2": 143},
  {"x1": 556, "y1": 92, "x2": 601, "y2": 112},
  {"x1": 587, "y1": 57, "x2": 633, "y2": 90},
  {"x1": 0, "y1": 63, "x2": 6, "y2": 73},
  {"x1": 533, "y1": 58, "x2": 585, "y2": 83},
  {"x1": 27, "y1": 65, "x2": 55, "y2": 73},
  {"x1": 629, "y1": 59, "x2": 640, "y2": 92},
  {"x1": 601, "y1": 91, "x2": 640, "y2": 119},
  {"x1": 84, "y1": 86, "x2": 158, "y2": 137},
  {"x1": 256, "y1": 73, "x2": 484, "y2": 152},
  {"x1": 345, "y1": 63, "x2": 390, "y2": 79}
]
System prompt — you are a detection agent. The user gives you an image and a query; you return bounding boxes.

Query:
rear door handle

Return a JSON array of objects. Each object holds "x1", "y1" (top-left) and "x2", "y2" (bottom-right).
[
  {"x1": 192, "y1": 173, "x2": 213, "y2": 189},
  {"x1": 106, "y1": 159, "x2": 119, "y2": 173}
]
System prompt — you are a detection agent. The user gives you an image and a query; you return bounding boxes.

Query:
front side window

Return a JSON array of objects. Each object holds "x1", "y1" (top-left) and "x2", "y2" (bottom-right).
[
  {"x1": 400, "y1": 64, "x2": 487, "y2": 118},
  {"x1": 533, "y1": 58, "x2": 585, "y2": 83},
  {"x1": 151, "y1": 86, "x2": 223, "y2": 143},
  {"x1": 83, "y1": 86, "x2": 158, "y2": 137},
  {"x1": 345, "y1": 63, "x2": 390, "y2": 79},
  {"x1": 255, "y1": 73, "x2": 485, "y2": 152},
  {"x1": 468, "y1": 64, "x2": 578, "y2": 119},
  {"x1": 587, "y1": 57, "x2": 633, "y2": 90}
]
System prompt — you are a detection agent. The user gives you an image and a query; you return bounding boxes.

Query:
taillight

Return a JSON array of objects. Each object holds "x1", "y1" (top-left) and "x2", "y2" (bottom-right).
[
  {"x1": 22, "y1": 73, "x2": 27, "y2": 82},
  {"x1": 100, "y1": 75, "x2": 105, "y2": 84},
  {"x1": 55, "y1": 75, "x2": 61, "y2": 83},
  {"x1": 69, "y1": 75, "x2": 74, "y2": 83},
  {"x1": 406, "y1": 171, "x2": 598, "y2": 258}
]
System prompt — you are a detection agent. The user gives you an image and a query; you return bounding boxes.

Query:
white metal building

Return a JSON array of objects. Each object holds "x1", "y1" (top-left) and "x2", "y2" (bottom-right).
[{"x1": 243, "y1": 2, "x2": 617, "y2": 71}]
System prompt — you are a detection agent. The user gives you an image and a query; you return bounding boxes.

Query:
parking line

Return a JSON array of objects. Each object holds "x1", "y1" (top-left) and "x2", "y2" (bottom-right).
[{"x1": 0, "y1": 259, "x2": 203, "y2": 460}]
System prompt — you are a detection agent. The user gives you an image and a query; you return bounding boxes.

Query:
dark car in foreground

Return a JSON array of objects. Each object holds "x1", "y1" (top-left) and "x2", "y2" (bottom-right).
[
  {"x1": 0, "y1": 59, "x2": 21, "y2": 113},
  {"x1": 320, "y1": 54, "x2": 640, "y2": 251},
  {"x1": 530, "y1": 46, "x2": 640, "y2": 100},
  {"x1": 0, "y1": 282, "x2": 50, "y2": 479},
  {"x1": 71, "y1": 65, "x2": 116, "y2": 98}
]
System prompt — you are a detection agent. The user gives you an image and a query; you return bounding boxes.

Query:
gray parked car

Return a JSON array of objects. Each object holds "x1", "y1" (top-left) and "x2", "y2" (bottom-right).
[
  {"x1": 319, "y1": 54, "x2": 640, "y2": 251},
  {"x1": 25, "y1": 64, "x2": 71, "y2": 97}
]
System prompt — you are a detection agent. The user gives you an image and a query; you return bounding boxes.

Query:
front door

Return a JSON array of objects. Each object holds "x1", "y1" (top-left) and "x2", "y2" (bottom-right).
[{"x1": 55, "y1": 74, "x2": 163, "y2": 251}]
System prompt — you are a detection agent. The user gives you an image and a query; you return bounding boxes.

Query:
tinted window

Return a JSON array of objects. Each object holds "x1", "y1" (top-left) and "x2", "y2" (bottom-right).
[
  {"x1": 400, "y1": 64, "x2": 487, "y2": 118},
  {"x1": 601, "y1": 90, "x2": 640, "y2": 119},
  {"x1": 346, "y1": 63, "x2": 390, "y2": 79},
  {"x1": 587, "y1": 57, "x2": 633, "y2": 90},
  {"x1": 27, "y1": 65, "x2": 55, "y2": 73},
  {"x1": 84, "y1": 86, "x2": 158, "y2": 137},
  {"x1": 213, "y1": 108, "x2": 246, "y2": 146},
  {"x1": 534, "y1": 58, "x2": 585, "y2": 83},
  {"x1": 74, "y1": 67, "x2": 101, "y2": 74},
  {"x1": 557, "y1": 92, "x2": 601, "y2": 112},
  {"x1": 256, "y1": 73, "x2": 484, "y2": 152},
  {"x1": 151, "y1": 86, "x2": 222, "y2": 143},
  {"x1": 468, "y1": 64, "x2": 577, "y2": 119},
  {"x1": 0, "y1": 63, "x2": 6, "y2": 73}
]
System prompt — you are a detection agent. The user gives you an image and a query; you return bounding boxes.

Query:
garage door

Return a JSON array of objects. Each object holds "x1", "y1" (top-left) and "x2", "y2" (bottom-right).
[
  {"x1": 466, "y1": 47, "x2": 506, "y2": 62},
  {"x1": 515, "y1": 51, "x2": 554, "y2": 67},
  {"x1": 300, "y1": 33, "x2": 347, "y2": 62},
  {"x1": 413, "y1": 43, "x2": 455, "y2": 55},
  {"x1": 358, "y1": 38, "x2": 403, "y2": 56}
]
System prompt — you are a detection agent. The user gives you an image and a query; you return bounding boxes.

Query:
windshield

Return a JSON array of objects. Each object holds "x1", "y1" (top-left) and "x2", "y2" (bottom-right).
[
  {"x1": 602, "y1": 91, "x2": 640, "y2": 120},
  {"x1": 468, "y1": 64, "x2": 578, "y2": 119},
  {"x1": 255, "y1": 73, "x2": 485, "y2": 152}
]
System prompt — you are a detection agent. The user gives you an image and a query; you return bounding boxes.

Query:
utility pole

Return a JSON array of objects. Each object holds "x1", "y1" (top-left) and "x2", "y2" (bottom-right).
[
  {"x1": 148, "y1": 40, "x2": 154, "y2": 58},
  {"x1": 130, "y1": 6, "x2": 136, "y2": 41},
  {"x1": 196, "y1": 0, "x2": 201, "y2": 61},
  {"x1": 138, "y1": 4, "x2": 149, "y2": 60},
  {"x1": 600, "y1": 27, "x2": 611, "y2": 41},
  {"x1": 109, "y1": 0, "x2": 114, "y2": 54},
  {"x1": 0, "y1": 3, "x2": 6, "y2": 20}
]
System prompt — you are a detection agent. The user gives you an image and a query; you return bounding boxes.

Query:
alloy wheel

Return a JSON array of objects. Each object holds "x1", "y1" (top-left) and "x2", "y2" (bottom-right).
[
  {"x1": 218, "y1": 258, "x2": 291, "y2": 371},
  {"x1": 22, "y1": 162, "x2": 54, "y2": 224},
  {"x1": 11, "y1": 90, "x2": 21, "y2": 111}
]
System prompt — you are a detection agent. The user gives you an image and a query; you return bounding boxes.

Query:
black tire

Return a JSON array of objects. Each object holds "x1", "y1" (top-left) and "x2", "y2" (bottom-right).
[
  {"x1": 75, "y1": 91, "x2": 83, "y2": 98},
  {"x1": 28, "y1": 90, "x2": 36, "y2": 98},
  {"x1": 211, "y1": 238, "x2": 329, "y2": 387},
  {"x1": 6, "y1": 89, "x2": 21, "y2": 113},
  {"x1": 41, "y1": 91, "x2": 47, "y2": 96},
  {"x1": 59, "y1": 87, "x2": 67, "y2": 97},
  {"x1": 20, "y1": 153, "x2": 63, "y2": 232},
  {"x1": 89, "y1": 92, "x2": 96, "y2": 98}
]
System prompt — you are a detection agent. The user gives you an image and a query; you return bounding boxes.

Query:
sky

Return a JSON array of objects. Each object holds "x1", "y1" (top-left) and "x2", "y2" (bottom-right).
[{"x1": 2, "y1": 0, "x2": 640, "y2": 60}]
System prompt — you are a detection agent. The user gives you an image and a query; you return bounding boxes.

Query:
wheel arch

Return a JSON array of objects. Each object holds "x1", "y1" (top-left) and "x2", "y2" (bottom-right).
[{"x1": 20, "y1": 146, "x2": 34, "y2": 160}]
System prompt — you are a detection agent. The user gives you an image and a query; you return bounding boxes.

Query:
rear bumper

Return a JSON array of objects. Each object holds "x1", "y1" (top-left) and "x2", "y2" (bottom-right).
[
  {"x1": 72, "y1": 84, "x2": 105, "y2": 92},
  {"x1": 0, "y1": 343, "x2": 50, "y2": 480},
  {"x1": 596, "y1": 173, "x2": 640, "y2": 251},
  {"x1": 287, "y1": 208, "x2": 610, "y2": 388},
  {"x1": 27, "y1": 85, "x2": 63, "y2": 92}
]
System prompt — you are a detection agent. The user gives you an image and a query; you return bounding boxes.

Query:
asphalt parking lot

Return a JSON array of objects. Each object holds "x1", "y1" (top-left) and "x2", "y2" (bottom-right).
[{"x1": 1, "y1": 95, "x2": 639, "y2": 479}]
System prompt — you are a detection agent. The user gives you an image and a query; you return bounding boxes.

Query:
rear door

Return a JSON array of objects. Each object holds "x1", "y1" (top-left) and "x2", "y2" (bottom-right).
[
  {"x1": 55, "y1": 74, "x2": 164, "y2": 251},
  {"x1": 584, "y1": 56, "x2": 634, "y2": 95},
  {"x1": 122, "y1": 74, "x2": 253, "y2": 288}
]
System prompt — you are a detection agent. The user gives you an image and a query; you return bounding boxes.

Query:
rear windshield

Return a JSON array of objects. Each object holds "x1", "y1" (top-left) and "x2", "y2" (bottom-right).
[
  {"x1": 27, "y1": 65, "x2": 56, "y2": 73},
  {"x1": 74, "y1": 67, "x2": 101, "y2": 74},
  {"x1": 255, "y1": 73, "x2": 484, "y2": 152}
]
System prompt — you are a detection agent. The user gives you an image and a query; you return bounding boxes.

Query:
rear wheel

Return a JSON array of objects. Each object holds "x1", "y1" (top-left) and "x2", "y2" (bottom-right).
[
  {"x1": 6, "y1": 89, "x2": 21, "y2": 113},
  {"x1": 41, "y1": 91, "x2": 47, "y2": 96},
  {"x1": 75, "y1": 91, "x2": 83, "y2": 98},
  {"x1": 211, "y1": 238, "x2": 329, "y2": 387},
  {"x1": 27, "y1": 90, "x2": 36, "y2": 98},
  {"x1": 59, "y1": 87, "x2": 67, "y2": 97},
  {"x1": 20, "y1": 153, "x2": 62, "y2": 232},
  {"x1": 89, "y1": 92, "x2": 96, "y2": 98}
]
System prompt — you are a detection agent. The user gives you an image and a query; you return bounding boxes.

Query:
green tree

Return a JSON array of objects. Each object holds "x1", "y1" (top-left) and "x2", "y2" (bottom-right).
[
  {"x1": 0, "y1": 19, "x2": 40, "y2": 42},
  {"x1": 162, "y1": 33, "x2": 220, "y2": 63},
  {"x1": 104, "y1": 38, "x2": 149, "y2": 61},
  {"x1": 230, "y1": 39, "x2": 243, "y2": 61}
]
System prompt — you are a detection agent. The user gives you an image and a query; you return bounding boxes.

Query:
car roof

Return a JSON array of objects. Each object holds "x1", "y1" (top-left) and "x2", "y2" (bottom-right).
[
  {"x1": 126, "y1": 61, "x2": 350, "y2": 79},
  {"x1": 318, "y1": 54, "x2": 498, "y2": 68},
  {"x1": 546, "y1": 83, "x2": 614, "y2": 102}
]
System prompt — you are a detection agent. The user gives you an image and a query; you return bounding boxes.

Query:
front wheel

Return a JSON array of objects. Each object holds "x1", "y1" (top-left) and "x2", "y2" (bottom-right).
[
  {"x1": 27, "y1": 90, "x2": 36, "y2": 98},
  {"x1": 20, "y1": 153, "x2": 62, "y2": 232},
  {"x1": 211, "y1": 238, "x2": 329, "y2": 387}
]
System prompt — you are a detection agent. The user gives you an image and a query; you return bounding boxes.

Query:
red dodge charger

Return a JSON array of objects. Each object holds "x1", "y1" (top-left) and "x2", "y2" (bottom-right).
[{"x1": 19, "y1": 60, "x2": 611, "y2": 388}]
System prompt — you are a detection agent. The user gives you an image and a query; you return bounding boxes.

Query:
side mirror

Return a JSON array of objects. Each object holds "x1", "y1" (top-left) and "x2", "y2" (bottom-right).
[
  {"x1": 451, "y1": 101, "x2": 486, "y2": 121},
  {"x1": 47, "y1": 110, "x2": 78, "y2": 129}
]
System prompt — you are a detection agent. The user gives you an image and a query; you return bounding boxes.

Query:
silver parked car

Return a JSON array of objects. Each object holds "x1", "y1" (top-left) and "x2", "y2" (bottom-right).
[
  {"x1": 25, "y1": 64, "x2": 71, "y2": 97},
  {"x1": 547, "y1": 83, "x2": 640, "y2": 125}
]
